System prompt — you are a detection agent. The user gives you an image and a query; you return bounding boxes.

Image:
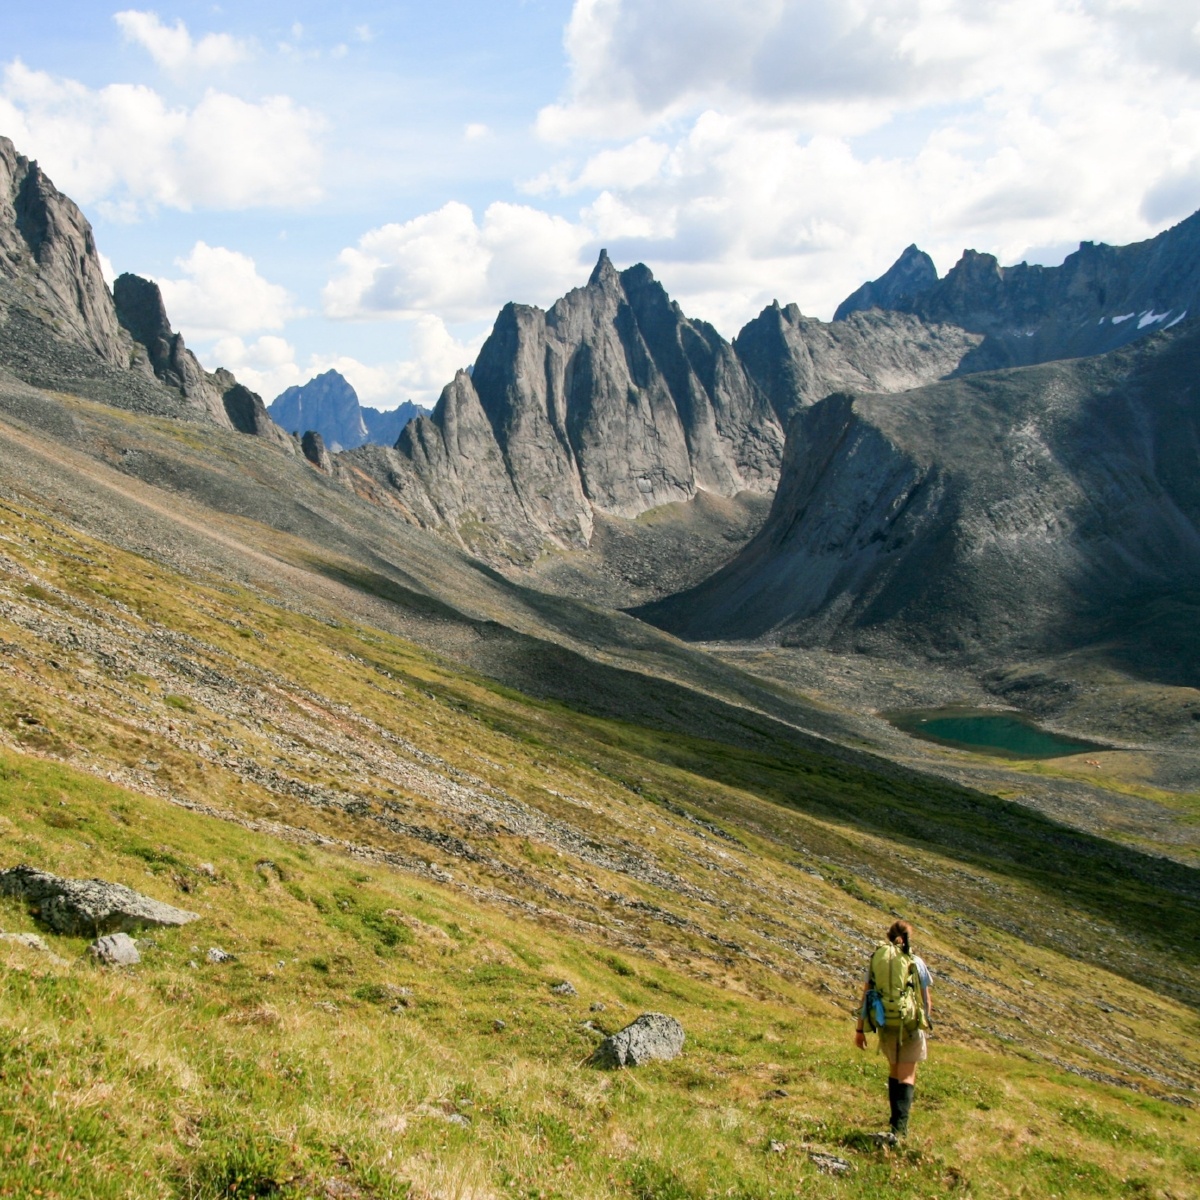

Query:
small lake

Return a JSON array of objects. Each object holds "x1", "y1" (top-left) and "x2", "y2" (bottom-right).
[{"x1": 884, "y1": 707, "x2": 1111, "y2": 760}]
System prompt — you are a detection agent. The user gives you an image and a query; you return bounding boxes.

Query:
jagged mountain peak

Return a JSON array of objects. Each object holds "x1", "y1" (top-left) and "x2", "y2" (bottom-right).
[
  {"x1": 269, "y1": 368, "x2": 425, "y2": 452},
  {"x1": 836, "y1": 208, "x2": 1200, "y2": 369},
  {"x1": 588, "y1": 247, "x2": 620, "y2": 289},
  {"x1": 0, "y1": 135, "x2": 125, "y2": 366},
  {"x1": 834, "y1": 243, "x2": 938, "y2": 321}
]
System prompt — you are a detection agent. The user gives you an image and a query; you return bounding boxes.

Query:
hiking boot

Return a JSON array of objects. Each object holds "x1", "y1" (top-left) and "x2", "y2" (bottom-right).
[{"x1": 894, "y1": 1083, "x2": 915, "y2": 1137}]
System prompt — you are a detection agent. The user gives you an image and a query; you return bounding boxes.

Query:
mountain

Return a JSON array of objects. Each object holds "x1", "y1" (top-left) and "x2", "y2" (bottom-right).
[
  {"x1": 836, "y1": 210, "x2": 1200, "y2": 371},
  {"x1": 833, "y1": 244, "x2": 938, "y2": 321},
  {"x1": 341, "y1": 252, "x2": 987, "y2": 568},
  {"x1": 0, "y1": 135, "x2": 290, "y2": 448},
  {"x1": 636, "y1": 318, "x2": 1200, "y2": 679},
  {"x1": 268, "y1": 368, "x2": 425, "y2": 451}
]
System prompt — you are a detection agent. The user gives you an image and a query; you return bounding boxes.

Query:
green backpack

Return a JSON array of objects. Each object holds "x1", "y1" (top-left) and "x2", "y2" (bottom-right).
[{"x1": 868, "y1": 942, "x2": 925, "y2": 1040}]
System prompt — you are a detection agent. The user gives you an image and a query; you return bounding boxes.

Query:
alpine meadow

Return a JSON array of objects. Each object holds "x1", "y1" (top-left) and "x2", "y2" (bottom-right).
[{"x1": 1, "y1": 4, "x2": 1200, "y2": 1199}]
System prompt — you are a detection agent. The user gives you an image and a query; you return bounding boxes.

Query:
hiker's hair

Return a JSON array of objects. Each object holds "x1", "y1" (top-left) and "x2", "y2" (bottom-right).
[{"x1": 887, "y1": 920, "x2": 913, "y2": 954}]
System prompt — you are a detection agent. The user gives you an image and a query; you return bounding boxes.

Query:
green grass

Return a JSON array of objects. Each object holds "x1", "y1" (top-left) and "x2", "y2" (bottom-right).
[{"x1": 0, "y1": 493, "x2": 1197, "y2": 1197}]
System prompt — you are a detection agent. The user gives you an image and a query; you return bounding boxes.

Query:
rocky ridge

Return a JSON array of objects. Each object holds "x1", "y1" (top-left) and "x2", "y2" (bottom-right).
[
  {"x1": 340, "y1": 253, "x2": 986, "y2": 565},
  {"x1": 0, "y1": 135, "x2": 290, "y2": 449},
  {"x1": 838, "y1": 210, "x2": 1200, "y2": 371}
]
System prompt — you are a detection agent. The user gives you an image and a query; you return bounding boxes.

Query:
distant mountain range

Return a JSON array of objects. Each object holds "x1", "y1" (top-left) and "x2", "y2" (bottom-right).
[
  {"x1": 2, "y1": 128, "x2": 1199, "y2": 679},
  {"x1": 268, "y1": 370, "x2": 426, "y2": 452}
]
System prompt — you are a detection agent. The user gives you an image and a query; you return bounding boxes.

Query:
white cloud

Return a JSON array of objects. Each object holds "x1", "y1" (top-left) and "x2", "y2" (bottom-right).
[
  {"x1": 208, "y1": 316, "x2": 479, "y2": 408},
  {"x1": 155, "y1": 242, "x2": 298, "y2": 341},
  {"x1": 324, "y1": 201, "x2": 594, "y2": 322},
  {"x1": 504, "y1": 0, "x2": 1200, "y2": 328},
  {"x1": 464, "y1": 122, "x2": 490, "y2": 141},
  {"x1": 114, "y1": 10, "x2": 251, "y2": 71},
  {"x1": 0, "y1": 60, "x2": 324, "y2": 213}
]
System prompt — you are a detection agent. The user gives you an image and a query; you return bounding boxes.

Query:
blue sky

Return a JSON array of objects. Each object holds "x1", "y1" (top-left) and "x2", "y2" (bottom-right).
[{"x1": 3, "y1": 2, "x2": 1199, "y2": 407}]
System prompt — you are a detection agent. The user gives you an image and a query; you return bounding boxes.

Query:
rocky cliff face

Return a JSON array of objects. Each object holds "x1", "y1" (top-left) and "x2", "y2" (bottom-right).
[
  {"x1": 637, "y1": 319, "x2": 1200, "y2": 676},
  {"x1": 0, "y1": 136, "x2": 125, "y2": 367},
  {"x1": 0, "y1": 136, "x2": 291, "y2": 449},
  {"x1": 353, "y1": 252, "x2": 788, "y2": 559},
  {"x1": 734, "y1": 302, "x2": 981, "y2": 428},
  {"x1": 838, "y1": 210, "x2": 1200, "y2": 371},
  {"x1": 268, "y1": 369, "x2": 424, "y2": 451},
  {"x1": 346, "y1": 251, "x2": 991, "y2": 564}
]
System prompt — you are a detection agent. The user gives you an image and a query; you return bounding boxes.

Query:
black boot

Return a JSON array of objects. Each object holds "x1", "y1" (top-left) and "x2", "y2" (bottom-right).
[
  {"x1": 895, "y1": 1083, "x2": 915, "y2": 1136},
  {"x1": 887, "y1": 1077, "x2": 900, "y2": 1131}
]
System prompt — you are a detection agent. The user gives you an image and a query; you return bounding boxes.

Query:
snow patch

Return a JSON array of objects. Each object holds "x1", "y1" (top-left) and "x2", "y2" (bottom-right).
[
  {"x1": 1137, "y1": 310, "x2": 1170, "y2": 329},
  {"x1": 1111, "y1": 312, "x2": 1135, "y2": 324},
  {"x1": 1164, "y1": 310, "x2": 1188, "y2": 329}
]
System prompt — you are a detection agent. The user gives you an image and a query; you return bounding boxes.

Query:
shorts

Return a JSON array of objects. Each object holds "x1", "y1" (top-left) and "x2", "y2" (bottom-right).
[{"x1": 876, "y1": 1028, "x2": 927, "y2": 1065}]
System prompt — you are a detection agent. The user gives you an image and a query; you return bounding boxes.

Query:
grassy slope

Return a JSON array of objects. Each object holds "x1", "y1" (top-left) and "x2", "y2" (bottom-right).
[{"x1": 0, "y1": 486, "x2": 1197, "y2": 1197}]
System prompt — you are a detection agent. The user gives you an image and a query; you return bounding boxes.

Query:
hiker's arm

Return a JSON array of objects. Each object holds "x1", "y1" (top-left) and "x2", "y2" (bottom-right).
[{"x1": 854, "y1": 976, "x2": 869, "y2": 1048}]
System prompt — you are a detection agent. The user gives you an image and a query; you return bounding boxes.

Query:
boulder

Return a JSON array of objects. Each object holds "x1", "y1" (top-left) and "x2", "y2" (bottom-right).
[
  {"x1": 88, "y1": 932, "x2": 140, "y2": 965},
  {"x1": 0, "y1": 931, "x2": 51, "y2": 952},
  {"x1": 0, "y1": 864, "x2": 199, "y2": 936},
  {"x1": 593, "y1": 1012, "x2": 685, "y2": 1068}
]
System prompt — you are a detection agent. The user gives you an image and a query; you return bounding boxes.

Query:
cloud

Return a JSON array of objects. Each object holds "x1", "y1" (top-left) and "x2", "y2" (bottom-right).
[
  {"x1": 155, "y1": 242, "x2": 298, "y2": 341},
  {"x1": 537, "y1": 0, "x2": 1192, "y2": 140},
  {"x1": 323, "y1": 201, "x2": 594, "y2": 322},
  {"x1": 464, "y1": 123, "x2": 490, "y2": 141},
  {"x1": 208, "y1": 316, "x2": 479, "y2": 408},
  {"x1": 113, "y1": 10, "x2": 251, "y2": 71},
  {"x1": 0, "y1": 60, "x2": 324, "y2": 212},
  {"x1": 502, "y1": 0, "x2": 1200, "y2": 330}
]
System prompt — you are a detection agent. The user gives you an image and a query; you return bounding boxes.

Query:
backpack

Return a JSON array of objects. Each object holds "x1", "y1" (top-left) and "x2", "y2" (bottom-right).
[{"x1": 866, "y1": 942, "x2": 926, "y2": 1040}]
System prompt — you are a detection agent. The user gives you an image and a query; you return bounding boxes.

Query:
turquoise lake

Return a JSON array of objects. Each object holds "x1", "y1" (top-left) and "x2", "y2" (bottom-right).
[{"x1": 885, "y1": 708, "x2": 1110, "y2": 759}]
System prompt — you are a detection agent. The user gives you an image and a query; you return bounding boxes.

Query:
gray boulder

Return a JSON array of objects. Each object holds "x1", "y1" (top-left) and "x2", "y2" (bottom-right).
[
  {"x1": 88, "y1": 932, "x2": 140, "y2": 965},
  {"x1": 0, "y1": 864, "x2": 199, "y2": 936},
  {"x1": 0, "y1": 931, "x2": 51, "y2": 952},
  {"x1": 593, "y1": 1012, "x2": 685, "y2": 1068}
]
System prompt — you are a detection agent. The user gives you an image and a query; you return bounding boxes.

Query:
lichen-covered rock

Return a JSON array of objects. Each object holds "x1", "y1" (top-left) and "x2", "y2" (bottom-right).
[
  {"x1": 593, "y1": 1012, "x2": 685, "y2": 1068},
  {"x1": 88, "y1": 932, "x2": 140, "y2": 966},
  {"x1": 0, "y1": 864, "x2": 199, "y2": 936}
]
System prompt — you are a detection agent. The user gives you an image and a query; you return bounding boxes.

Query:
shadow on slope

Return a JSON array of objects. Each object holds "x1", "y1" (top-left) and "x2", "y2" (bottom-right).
[{"x1": 315, "y1": 560, "x2": 1200, "y2": 1000}]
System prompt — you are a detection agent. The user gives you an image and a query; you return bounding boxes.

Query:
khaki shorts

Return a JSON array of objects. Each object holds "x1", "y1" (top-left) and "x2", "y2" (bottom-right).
[{"x1": 877, "y1": 1028, "x2": 928, "y2": 1065}]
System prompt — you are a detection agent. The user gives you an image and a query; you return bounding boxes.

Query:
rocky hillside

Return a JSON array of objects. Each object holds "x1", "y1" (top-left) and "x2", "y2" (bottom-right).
[
  {"x1": 0, "y1": 135, "x2": 290, "y2": 448},
  {"x1": 270, "y1": 368, "x2": 425, "y2": 450},
  {"x1": 837, "y1": 210, "x2": 1200, "y2": 371},
  {"x1": 638, "y1": 319, "x2": 1200, "y2": 679}
]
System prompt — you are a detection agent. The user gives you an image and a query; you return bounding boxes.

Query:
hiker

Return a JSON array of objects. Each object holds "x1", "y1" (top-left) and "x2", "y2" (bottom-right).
[{"x1": 854, "y1": 919, "x2": 933, "y2": 1138}]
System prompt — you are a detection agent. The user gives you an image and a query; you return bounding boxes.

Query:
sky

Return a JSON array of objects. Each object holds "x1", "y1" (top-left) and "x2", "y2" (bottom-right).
[{"x1": 2, "y1": 1, "x2": 1199, "y2": 410}]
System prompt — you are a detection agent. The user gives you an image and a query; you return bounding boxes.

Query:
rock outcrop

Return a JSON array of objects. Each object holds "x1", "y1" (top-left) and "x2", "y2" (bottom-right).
[
  {"x1": 837, "y1": 210, "x2": 1200, "y2": 371},
  {"x1": 301, "y1": 429, "x2": 333, "y2": 471},
  {"x1": 112, "y1": 272, "x2": 230, "y2": 426},
  {"x1": 0, "y1": 136, "x2": 292, "y2": 448},
  {"x1": 89, "y1": 932, "x2": 141, "y2": 965},
  {"x1": 638, "y1": 318, "x2": 1200, "y2": 677},
  {"x1": 269, "y1": 369, "x2": 424, "y2": 451},
  {"x1": 0, "y1": 864, "x2": 200, "y2": 936},
  {"x1": 593, "y1": 1012, "x2": 685, "y2": 1067},
  {"x1": 0, "y1": 136, "x2": 125, "y2": 366}
]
